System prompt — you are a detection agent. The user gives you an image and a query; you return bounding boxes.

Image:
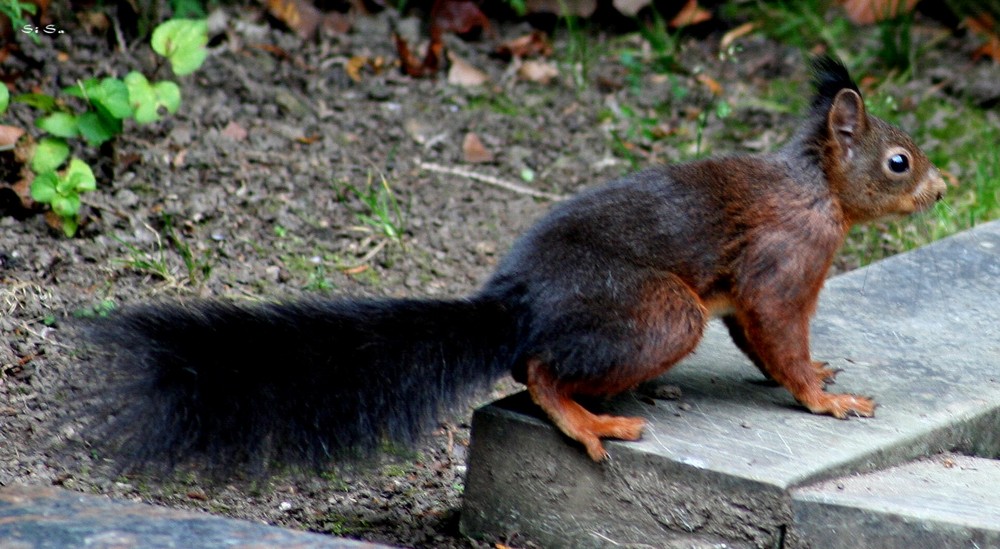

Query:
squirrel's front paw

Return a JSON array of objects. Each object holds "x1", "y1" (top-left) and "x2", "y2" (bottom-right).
[
  {"x1": 812, "y1": 361, "x2": 842, "y2": 384},
  {"x1": 803, "y1": 391, "x2": 876, "y2": 419}
]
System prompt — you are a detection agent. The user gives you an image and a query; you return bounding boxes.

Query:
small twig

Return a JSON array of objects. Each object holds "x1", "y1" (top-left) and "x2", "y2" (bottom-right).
[
  {"x1": 79, "y1": 195, "x2": 133, "y2": 222},
  {"x1": 416, "y1": 159, "x2": 566, "y2": 201},
  {"x1": 354, "y1": 238, "x2": 389, "y2": 266}
]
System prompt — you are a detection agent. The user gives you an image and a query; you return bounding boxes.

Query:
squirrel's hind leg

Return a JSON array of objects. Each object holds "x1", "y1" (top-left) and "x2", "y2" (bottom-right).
[
  {"x1": 526, "y1": 358, "x2": 645, "y2": 462},
  {"x1": 525, "y1": 273, "x2": 708, "y2": 461}
]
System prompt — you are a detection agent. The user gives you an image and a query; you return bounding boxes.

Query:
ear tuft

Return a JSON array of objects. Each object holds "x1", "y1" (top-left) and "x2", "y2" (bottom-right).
[{"x1": 810, "y1": 55, "x2": 861, "y2": 111}]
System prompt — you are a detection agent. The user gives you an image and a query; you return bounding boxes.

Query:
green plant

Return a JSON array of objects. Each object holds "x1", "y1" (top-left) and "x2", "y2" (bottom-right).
[
  {"x1": 556, "y1": 8, "x2": 592, "y2": 89},
  {"x1": 342, "y1": 173, "x2": 407, "y2": 246},
  {"x1": 305, "y1": 264, "x2": 335, "y2": 292},
  {"x1": 874, "y1": 12, "x2": 915, "y2": 73},
  {"x1": 691, "y1": 98, "x2": 731, "y2": 158},
  {"x1": 114, "y1": 234, "x2": 173, "y2": 282},
  {"x1": 322, "y1": 513, "x2": 369, "y2": 537},
  {"x1": 0, "y1": 82, "x2": 9, "y2": 114},
  {"x1": 505, "y1": 0, "x2": 526, "y2": 15},
  {"x1": 162, "y1": 215, "x2": 214, "y2": 283},
  {"x1": 169, "y1": 0, "x2": 206, "y2": 18},
  {"x1": 6, "y1": 18, "x2": 207, "y2": 236},
  {"x1": 1, "y1": 0, "x2": 38, "y2": 43},
  {"x1": 739, "y1": 0, "x2": 851, "y2": 59},
  {"x1": 29, "y1": 151, "x2": 96, "y2": 236},
  {"x1": 639, "y1": 8, "x2": 686, "y2": 76},
  {"x1": 114, "y1": 215, "x2": 214, "y2": 285},
  {"x1": 72, "y1": 299, "x2": 117, "y2": 319},
  {"x1": 151, "y1": 18, "x2": 209, "y2": 76}
]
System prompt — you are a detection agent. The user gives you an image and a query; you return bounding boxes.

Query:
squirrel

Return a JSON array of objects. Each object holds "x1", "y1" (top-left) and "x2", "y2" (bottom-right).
[{"x1": 87, "y1": 56, "x2": 945, "y2": 468}]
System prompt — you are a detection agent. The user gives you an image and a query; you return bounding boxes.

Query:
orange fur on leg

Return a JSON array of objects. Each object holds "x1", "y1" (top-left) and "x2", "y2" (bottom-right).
[{"x1": 526, "y1": 359, "x2": 645, "y2": 461}]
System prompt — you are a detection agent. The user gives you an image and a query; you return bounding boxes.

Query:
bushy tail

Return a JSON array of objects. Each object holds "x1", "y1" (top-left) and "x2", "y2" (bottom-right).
[{"x1": 84, "y1": 297, "x2": 516, "y2": 472}]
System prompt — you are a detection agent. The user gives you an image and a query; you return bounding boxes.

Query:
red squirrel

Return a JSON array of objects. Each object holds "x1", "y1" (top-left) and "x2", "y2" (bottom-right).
[{"x1": 88, "y1": 56, "x2": 945, "y2": 468}]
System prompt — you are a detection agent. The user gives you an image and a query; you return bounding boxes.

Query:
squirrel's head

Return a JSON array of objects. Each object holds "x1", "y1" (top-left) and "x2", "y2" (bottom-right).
[{"x1": 810, "y1": 56, "x2": 946, "y2": 224}]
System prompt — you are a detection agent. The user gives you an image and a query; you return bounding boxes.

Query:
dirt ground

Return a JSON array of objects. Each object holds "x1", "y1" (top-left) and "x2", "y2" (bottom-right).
[{"x1": 1, "y1": 4, "x2": 998, "y2": 548}]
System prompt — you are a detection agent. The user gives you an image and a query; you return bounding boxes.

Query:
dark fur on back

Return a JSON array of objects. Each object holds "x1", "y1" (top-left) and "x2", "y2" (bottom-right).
[{"x1": 86, "y1": 297, "x2": 515, "y2": 472}]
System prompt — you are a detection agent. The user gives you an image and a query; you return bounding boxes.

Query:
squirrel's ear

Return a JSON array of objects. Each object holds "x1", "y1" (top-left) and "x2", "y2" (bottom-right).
[{"x1": 827, "y1": 88, "x2": 866, "y2": 162}]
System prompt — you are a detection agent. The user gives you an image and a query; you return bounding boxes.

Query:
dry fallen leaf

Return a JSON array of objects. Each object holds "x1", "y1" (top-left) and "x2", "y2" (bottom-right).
[
  {"x1": 341, "y1": 264, "x2": 369, "y2": 275},
  {"x1": 222, "y1": 121, "x2": 248, "y2": 141},
  {"x1": 720, "y1": 21, "x2": 758, "y2": 51},
  {"x1": 966, "y1": 14, "x2": 1000, "y2": 62},
  {"x1": 447, "y1": 52, "x2": 489, "y2": 87},
  {"x1": 394, "y1": 0, "x2": 488, "y2": 78},
  {"x1": 395, "y1": 26, "x2": 445, "y2": 78},
  {"x1": 696, "y1": 73, "x2": 722, "y2": 96},
  {"x1": 346, "y1": 56, "x2": 368, "y2": 82},
  {"x1": 518, "y1": 59, "x2": 559, "y2": 85},
  {"x1": 433, "y1": 0, "x2": 489, "y2": 35},
  {"x1": 495, "y1": 31, "x2": 553, "y2": 59},
  {"x1": 322, "y1": 11, "x2": 352, "y2": 35},
  {"x1": 669, "y1": 0, "x2": 712, "y2": 28},
  {"x1": 462, "y1": 132, "x2": 493, "y2": 163},
  {"x1": 838, "y1": 0, "x2": 919, "y2": 25},
  {"x1": 172, "y1": 149, "x2": 188, "y2": 169},
  {"x1": 77, "y1": 10, "x2": 110, "y2": 34},
  {"x1": 264, "y1": 0, "x2": 322, "y2": 39},
  {"x1": 0, "y1": 126, "x2": 26, "y2": 150}
]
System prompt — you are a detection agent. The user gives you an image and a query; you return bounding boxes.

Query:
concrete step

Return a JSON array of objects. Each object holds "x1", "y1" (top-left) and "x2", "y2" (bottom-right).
[
  {"x1": 792, "y1": 454, "x2": 1000, "y2": 548},
  {"x1": 0, "y1": 484, "x2": 393, "y2": 549},
  {"x1": 460, "y1": 220, "x2": 1000, "y2": 548}
]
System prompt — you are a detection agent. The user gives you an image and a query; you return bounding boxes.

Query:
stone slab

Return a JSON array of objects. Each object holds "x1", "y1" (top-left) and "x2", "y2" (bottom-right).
[
  {"x1": 0, "y1": 484, "x2": 392, "y2": 549},
  {"x1": 792, "y1": 454, "x2": 1000, "y2": 548},
  {"x1": 461, "y1": 220, "x2": 1000, "y2": 548}
]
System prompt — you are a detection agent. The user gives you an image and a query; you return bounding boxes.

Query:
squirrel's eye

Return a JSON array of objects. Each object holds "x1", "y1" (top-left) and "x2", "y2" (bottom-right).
[{"x1": 887, "y1": 153, "x2": 910, "y2": 174}]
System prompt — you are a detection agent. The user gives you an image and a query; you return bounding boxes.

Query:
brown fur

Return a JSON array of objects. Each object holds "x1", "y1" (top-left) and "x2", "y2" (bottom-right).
[{"x1": 514, "y1": 59, "x2": 945, "y2": 460}]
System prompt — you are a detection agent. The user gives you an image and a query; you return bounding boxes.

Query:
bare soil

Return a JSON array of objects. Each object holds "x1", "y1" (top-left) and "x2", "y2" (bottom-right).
[{"x1": 1, "y1": 5, "x2": 997, "y2": 548}]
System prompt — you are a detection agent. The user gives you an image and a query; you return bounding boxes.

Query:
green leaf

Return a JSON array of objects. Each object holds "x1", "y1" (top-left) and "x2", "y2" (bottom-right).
[
  {"x1": 124, "y1": 72, "x2": 158, "y2": 124},
  {"x1": 168, "y1": 44, "x2": 208, "y2": 76},
  {"x1": 63, "y1": 78, "x2": 132, "y2": 119},
  {"x1": 170, "y1": 0, "x2": 206, "y2": 18},
  {"x1": 76, "y1": 110, "x2": 120, "y2": 146},
  {"x1": 36, "y1": 112, "x2": 80, "y2": 138},
  {"x1": 151, "y1": 19, "x2": 209, "y2": 76},
  {"x1": 65, "y1": 158, "x2": 96, "y2": 192},
  {"x1": 30, "y1": 172, "x2": 59, "y2": 203},
  {"x1": 91, "y1": 78, "x2": 133, "y2": 119},
  {"x1": 52, "y1": 194, "x2": 81, "y2": 218},
  {"x1": 153, "y1": 81, "x2": 181, "y2": 114},
  {"x1": 125, "y1": 73, "x2": 182, "y2": 124},
  {"x1": 62, "y1": 78, "x2": 100, "y2": 99},
  {"x1": 124, "y1": 71, "x2": 152, "y2": 98},
  {"x1": 56, "y1": 172, "x2": 75, "y2": 194},
  {"x1": 62, "y1": 216, "x2": 79, "y2": 237},
  {"x1": 715, "y1": 100, "x2": 732, "y2": 119},
  {"x1": 0, "y1": 84, "x2": 9, "y2": 114},
  {"x1": 14, "y1": 93, "x2": 57, "y2": 113},
  {"x1": 30, "y1": 137, "x2": 70, "y2": 173}
]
